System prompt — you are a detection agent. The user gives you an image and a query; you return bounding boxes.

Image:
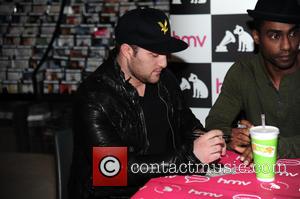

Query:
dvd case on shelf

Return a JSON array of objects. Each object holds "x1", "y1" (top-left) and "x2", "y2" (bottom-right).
[
  {"x1": 7, "y1": 68, "x2": 23, "y2": 80},
  {"x1": 60, "y1": 80, "x2": 79, "y2": 94},
  {"x1": 43, "y1": 80, "x2": 59, "y2": 94},
  {"x1": 0, "y1": 4, "x2": 15, "y2": 14},
  {"x1": 1, "y1": 45, "x2": 16, "y2": 58},
  {"x1": 49, "y1": 3, "x2": 61, "y2": 13},
  {"x1": 7, "y1": 25, "x2": 24, "y2": 36},
  {"x1": 22, "y1": 68, "x2": 34, "y2": 80},
  {"x1": 45, "y1": 68, "x2": 64, "y2": 81},
  {"x1": 12, "y1": 13, "x2": 28, "y2": 24},
  {"x1": 20, "y1": 79, "x2": 33, "y2": 93},
  {"x1": 15, "y1": 46, "x2": 32, "y2": 58},
  {"x1": 20, "y1": 36, "x2": 36, "y2": 46},
  {"x1": 23, "y1": 24, "x2": 39, "y2": 36},
  {"x1": 13, "y1": 59, "x2": 29, "y2": 69},
  {"x1": 2, "y1": 80, "x2": 19, "y2": 93},
  {"x1": 85, "y1": 3, "x2": 103, "y2": 13},
  {"x1": 70, "y1": 46, "x2": 88, "y2": 58},
  {"x1": 89, "y1": 46, "x2": 107, "y2": 58},
  {"x1": 18, "y1": 2, "x2": 33, "y2": 13},
  {"x1": 3, "y1": 36, "x2": 20, "y2": 45},
  {"x1": 76, "y1": 35, "x2": 91, "y2": 46},
  {"x1": 32, "y1": 4, "x2": 48, "y2": 14},
  {"x1": 56, "y1": 35, "x2": 74, "y2": 47},
  {"x1": 69, "y1": 57, "x2": 85, "y2": 69},
  {"x1": 65, "y1": 69, "x2": 81, "y2": 81},
  {"x1": 0, "y1": 67, "x2": 6, "y2": 80},
  {"x1": 0, "y1": 58, "x2": 12, "y2": 69}
]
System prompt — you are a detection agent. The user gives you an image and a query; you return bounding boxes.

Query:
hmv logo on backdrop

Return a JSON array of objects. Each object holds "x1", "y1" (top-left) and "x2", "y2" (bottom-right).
[
  {"x1": 170, "y1": 63, "x2": 212, "y2": 108},
  {"x1": 173, "y1": 31, "x2": 207, "y2": 48},
  {"x1": 216, "y1": 25, "x2": 254, "y2": 52},
  {"x1": 212, "y1": 14, "x2": 254, "y2": 62},
  {"x1": 180, "y1": 73, "x2": 209, "y2": 99}
]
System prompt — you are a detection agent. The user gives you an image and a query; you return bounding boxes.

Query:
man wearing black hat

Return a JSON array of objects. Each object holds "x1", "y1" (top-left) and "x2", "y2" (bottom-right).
[
  {"x1": 69, "y1": 8, "x2": 226, "y2": 198},
  {"x1": 206, "y1": 0, "x2": 300, "y2": 165}
]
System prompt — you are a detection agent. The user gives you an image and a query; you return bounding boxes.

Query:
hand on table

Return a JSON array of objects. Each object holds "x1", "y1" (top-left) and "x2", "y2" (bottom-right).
[
  {"x1": 229, "y1": 119, "x2": 253, "y2": 165},
  {"x1": 193, "y1": 130, "x2": 226, "y2": 164}
]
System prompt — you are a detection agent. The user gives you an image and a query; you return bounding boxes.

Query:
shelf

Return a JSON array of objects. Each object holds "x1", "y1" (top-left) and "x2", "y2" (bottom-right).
[{"x1": 0, "y1": 93, "x2": 75, "y2": 102}]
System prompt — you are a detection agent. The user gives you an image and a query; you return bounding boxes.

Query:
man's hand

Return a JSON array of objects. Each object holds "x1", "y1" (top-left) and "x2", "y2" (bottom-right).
[
  {"x1": 193, "y1": 130, "x2": 226, "y2": 164},
  {"x1": 229, "y1": 119, "x2": 253, "y2": 165}
]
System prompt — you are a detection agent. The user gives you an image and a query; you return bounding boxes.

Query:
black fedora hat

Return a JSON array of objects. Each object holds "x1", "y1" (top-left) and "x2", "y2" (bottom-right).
[
  {"x1": 247, "y1": 0, "x2": 300, "y2": 24},
  {"x1": 115, "y1": 8, "x2": 188, "y2": 54}
]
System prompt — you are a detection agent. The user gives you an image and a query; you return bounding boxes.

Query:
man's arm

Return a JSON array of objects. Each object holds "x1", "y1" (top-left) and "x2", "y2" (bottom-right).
[
  {"x1": 205, "y1": 62, "x2": 244, "y2": 135},
  {"x1": 278, "y1": 136, "x2": 300, "y2": 158}
]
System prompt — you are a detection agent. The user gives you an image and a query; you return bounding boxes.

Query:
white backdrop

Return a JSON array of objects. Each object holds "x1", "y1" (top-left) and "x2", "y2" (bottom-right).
[{"x1": 169, "y1": 0, "x2": 258, "y2": 125}]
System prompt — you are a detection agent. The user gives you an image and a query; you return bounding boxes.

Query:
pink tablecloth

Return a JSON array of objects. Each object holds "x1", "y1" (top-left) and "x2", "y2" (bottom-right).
[{"x1": 132, "y1": 151, "x2": 300, "y2": 199}]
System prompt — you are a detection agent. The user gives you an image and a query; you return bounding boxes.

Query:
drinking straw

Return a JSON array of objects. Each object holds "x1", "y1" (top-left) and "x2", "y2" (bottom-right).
[{"x1": 261, "y1": 114, "x2": 265, "y2": 128}]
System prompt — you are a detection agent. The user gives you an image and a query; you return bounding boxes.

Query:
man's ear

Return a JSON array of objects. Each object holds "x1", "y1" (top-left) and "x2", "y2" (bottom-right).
[
  {"x1": 252, "y1": 30, "x2": 260, "y2": 45},
  {"x1": 120, "y1": 43, "x2": 133, "y2": 60}
]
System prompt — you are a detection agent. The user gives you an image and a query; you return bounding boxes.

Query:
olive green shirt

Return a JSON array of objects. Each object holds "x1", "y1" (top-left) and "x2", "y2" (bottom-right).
[{"x1": 206, "y1": 53, "x2": 300, "y2": 158}]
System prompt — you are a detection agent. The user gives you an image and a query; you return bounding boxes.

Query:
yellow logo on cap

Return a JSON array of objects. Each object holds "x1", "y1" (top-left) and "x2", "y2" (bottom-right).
[{"x1": 158, "y1": 20, "x2": 168, "y2": 35}]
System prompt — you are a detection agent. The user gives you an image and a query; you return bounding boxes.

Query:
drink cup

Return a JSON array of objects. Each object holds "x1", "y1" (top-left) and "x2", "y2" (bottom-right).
[{"x1": 249, "y1": 125, "x2": 279, "y2": 182}]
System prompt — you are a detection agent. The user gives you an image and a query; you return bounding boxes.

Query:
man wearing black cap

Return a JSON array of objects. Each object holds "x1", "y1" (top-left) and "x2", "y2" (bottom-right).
[
  {"x1": 70, "y1": 8, "x2": 226, "y2": 198},
  {"x1": 206, "y1": 0, "x2": 300, "y2": 165}
]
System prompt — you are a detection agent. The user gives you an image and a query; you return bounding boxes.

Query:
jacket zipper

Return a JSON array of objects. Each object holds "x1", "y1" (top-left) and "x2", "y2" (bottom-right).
[
  {"x1": 157, "y1": 83, "x2": 176, "y2": 150},
  {"x1": 121, "y1": 82, "x2": 149, "y2": 153}
]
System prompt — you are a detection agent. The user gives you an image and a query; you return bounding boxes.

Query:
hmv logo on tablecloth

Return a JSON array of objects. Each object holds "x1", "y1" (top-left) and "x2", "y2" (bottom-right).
[
  {"x1": 212, "y1": 14, "x2": 254, "y2": 62},
  {"x1": 232, "y1": 194, "x2": 261, "y2": 199},
  {"x1": 170, "y1": 63, "x2": 212, "y2": 108},
  {"x1": 185, "y1": 175, "x2": 210, "y2": 183},
  {"x1": 171, "y1": 0, "x2": 210, "y2": 14},
  {"x1": 217, "y1": 177, "x2": 252, "y2": 186},
  {"x1": 260, "y1": 181, "x2": 289, "y2": 191},
  {"x1": 154, "y1": 185, "x2": 182, "y2": 194},
  {"x1": 188, "y1": 189, "x2": 223, "y2": 197}
]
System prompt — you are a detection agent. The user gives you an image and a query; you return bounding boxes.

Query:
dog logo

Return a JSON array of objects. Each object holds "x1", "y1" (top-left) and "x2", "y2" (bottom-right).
[
  {"x1": 188, "y1": 73, "x2": 209, "y2": 99},
  {"x1": 180, "y1": 73, "x2": 208, "y2": 99},
  {"x1": 233, "y1": 25, "x2": 254, "y2": 52},
  {"x1": 216, "y1": 25, "x2": 254, "y2": 52}
]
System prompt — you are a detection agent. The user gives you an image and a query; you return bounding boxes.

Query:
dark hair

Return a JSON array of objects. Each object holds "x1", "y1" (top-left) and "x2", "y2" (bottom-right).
[
  {"x1": 253, "y1": 19, "x2": 264, "y2": 32},
  {"x1": 115, "y1": 43, "x2": 121, "y2": 54},
  {"x1": 130, "y1": 45, "x2": 139, "y2": 56}
]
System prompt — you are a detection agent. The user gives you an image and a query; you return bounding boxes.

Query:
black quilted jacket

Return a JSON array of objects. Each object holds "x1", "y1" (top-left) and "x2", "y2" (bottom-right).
[{"x1": 69, "y1": 50, "x2": 205, "y2": 198}]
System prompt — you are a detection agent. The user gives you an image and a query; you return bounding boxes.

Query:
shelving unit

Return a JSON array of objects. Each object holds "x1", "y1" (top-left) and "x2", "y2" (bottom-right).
[{"x1": 0, "y1": 0, "x2": 170, "y2": 154}]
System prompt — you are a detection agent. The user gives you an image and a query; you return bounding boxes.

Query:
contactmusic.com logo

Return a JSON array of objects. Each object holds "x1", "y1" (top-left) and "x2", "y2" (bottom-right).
[{"x1": 93, "y1": 147, "x2": 127, "y2": 186}]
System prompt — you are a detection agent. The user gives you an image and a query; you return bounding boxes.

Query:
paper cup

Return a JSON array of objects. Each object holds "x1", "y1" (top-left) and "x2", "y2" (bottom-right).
[{"x1": 250, "y1": 126, "x2": 279, "y2": 182}]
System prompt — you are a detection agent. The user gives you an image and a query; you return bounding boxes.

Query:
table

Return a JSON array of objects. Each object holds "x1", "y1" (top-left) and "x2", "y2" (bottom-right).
[{"x1": 132, "y1": 151, "x2": 300, "y2": 199}]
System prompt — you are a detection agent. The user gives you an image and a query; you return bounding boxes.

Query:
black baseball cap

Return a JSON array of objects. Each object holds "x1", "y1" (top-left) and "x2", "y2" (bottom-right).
[
  {"x1": 115, "y1": 8, "x2": 188, "y2": 54},
  {"x1": 247, "y1": 0, "x2": 300, "y2": 24}
]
